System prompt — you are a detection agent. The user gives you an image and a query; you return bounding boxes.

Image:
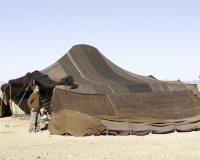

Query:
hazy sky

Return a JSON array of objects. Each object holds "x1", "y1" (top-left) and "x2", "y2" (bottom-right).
[{"x1": 0, "y1": 0, "x2": 200, "y2": 82}]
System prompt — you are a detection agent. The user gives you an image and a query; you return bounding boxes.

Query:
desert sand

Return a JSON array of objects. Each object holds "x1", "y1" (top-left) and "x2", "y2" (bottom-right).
[{"x1": 0, "y1": 117, "x2": 200, "y2": 160}]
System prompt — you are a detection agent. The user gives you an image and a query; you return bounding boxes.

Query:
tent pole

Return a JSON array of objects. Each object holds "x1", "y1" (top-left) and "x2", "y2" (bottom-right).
[
  {"x1": 9, "y1": 83, "x2": 13, "y2": 114},
  {"x1": 0, "y1": 97, "x2": 2, "y2": 117}
]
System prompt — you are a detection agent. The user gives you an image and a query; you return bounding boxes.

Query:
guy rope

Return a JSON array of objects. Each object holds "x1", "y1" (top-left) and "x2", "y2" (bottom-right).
[{"x1": 5, "y1": 82, "x2": 32, "y2": 127}]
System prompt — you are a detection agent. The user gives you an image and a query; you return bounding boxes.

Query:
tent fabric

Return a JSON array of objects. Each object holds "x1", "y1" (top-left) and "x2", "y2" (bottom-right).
[
  {"x1": 0, "y1": 99, "x2": 12, "y2": 117},
  {"x1": 52, "y1": 88, "x2": 200, "y2": 120},
  {"x1": 51, "y1": 87, "x2": 115, "y2": 116},
  {"x1": 48, "y1": 109, "x2": 106, "y2": 136},
  {"x1": 100, "y1": 115, "x2": 199, "y2": 135},
  {"x1": 99, "y1": 115, "x2": 200, "y2": 135},
  {"x1": 1, "y1": 71, "x2": 78, "y2": 115},
  {"x1": 39, "y1": 44, "x2": 200, "y2": 136},
  {"x1": 41, "y1": 45, "x2": 192, "y2": 94},
  {"x1": 49, "y1": 87, "x2": 200, "y2": 135},
  {"x1": 2, "y1": 44, "x2": 200, "y2": 136},
  {"x1": 2, "y1": 71, "x2": 78, "y2": 98},
  {"x1": 41, "y1": 44, "x2": 200, "y2": 136}
]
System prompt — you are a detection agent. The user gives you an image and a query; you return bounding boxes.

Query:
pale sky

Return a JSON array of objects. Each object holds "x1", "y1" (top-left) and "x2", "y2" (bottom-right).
[{"x1": 0, "y1": 0, "x2": 200, "y2": 82}]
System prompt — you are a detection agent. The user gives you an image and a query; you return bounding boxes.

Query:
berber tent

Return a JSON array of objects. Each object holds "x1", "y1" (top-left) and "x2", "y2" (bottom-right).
[{"x1": 1, "y1": 44, "x2": 200, "y2": 136}]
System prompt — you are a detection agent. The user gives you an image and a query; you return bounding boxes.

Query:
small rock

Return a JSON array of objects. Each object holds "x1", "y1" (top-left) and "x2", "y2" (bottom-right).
[{"x1": 37, "y1": 156, "x2": 41, "y2": 159}]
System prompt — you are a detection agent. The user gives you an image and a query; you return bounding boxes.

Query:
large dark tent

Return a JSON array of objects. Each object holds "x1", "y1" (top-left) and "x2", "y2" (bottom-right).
[{"x1": 1, "y1": 44, "x2": 200, "y2": 136}]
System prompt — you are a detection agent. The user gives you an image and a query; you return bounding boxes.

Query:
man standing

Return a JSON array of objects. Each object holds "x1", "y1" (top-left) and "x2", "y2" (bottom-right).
[{"x1": 27, "y1": 84, "x2": 42, "y2": 133}]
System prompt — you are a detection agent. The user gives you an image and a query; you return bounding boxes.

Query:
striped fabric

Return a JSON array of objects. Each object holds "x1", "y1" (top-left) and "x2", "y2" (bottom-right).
[{"x1": 3, "y1": 45, "x2": 200, "y2": 136}]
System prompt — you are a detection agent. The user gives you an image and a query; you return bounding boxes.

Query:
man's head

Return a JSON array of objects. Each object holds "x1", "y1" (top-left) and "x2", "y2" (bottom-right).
[{"x1": 31, "y1": 84, "x2": 39, "y2": 93}]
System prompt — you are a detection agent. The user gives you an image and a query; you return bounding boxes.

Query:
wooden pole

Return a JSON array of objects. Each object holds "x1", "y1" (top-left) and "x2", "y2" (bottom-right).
[{"x1": 9, "y1": 83, "x2": 13, "y2": 114}]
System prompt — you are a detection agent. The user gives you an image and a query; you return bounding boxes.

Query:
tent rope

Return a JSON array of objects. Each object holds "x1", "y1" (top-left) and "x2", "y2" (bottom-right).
[
  {"x1": 12, "y1": 83, "x2": 26, "y2": 101},
  {"x1": 4, "y1": 82, "x2": 32, "y2": 126},
  {"x1": 1, "y1": 83, "x2": 26, "y2": 116},
  {"x1": 12, "y1": 81, "x2": 32, "y2": 115},
  {"x1": 13, "y1": 91, "x2": 27, "y2": 115},
  {"x1": 5, "y1": 91, "x2": 27, "y2": 127}
]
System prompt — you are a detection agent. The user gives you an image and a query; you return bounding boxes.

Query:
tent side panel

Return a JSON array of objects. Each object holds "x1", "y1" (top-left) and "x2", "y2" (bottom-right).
[
  {"x1": 51, "y1": 88, "x2": 115, "y2": 116},
  {"x1": 108, "y1": 90, "x2": 200, "y2": 119}
]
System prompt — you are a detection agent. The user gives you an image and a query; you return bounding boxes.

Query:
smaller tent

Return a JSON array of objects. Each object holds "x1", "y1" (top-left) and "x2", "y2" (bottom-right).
[{"x1": 0, "y1": 71, "x2": 78, "y2": 117}]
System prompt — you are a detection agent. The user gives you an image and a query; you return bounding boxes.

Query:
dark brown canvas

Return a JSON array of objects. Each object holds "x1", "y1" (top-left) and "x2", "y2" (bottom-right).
[{"x1": 2, "y1": 44, "x2": 200, "y2": 136}]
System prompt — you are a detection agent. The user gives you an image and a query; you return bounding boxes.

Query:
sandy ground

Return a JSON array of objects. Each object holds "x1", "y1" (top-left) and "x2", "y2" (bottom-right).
[{"x1": 1, "y1": 117, "x2": 200, "y2": 160}]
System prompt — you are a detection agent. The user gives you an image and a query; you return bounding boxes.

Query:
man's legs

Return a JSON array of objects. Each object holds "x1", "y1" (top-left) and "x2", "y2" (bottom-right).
[
  {"x1": 29, "y1": 111, "x2": 36, "y2": 132},
  {"x1": 35, "y1": 111, "x2": 41, "y2": 132}
]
